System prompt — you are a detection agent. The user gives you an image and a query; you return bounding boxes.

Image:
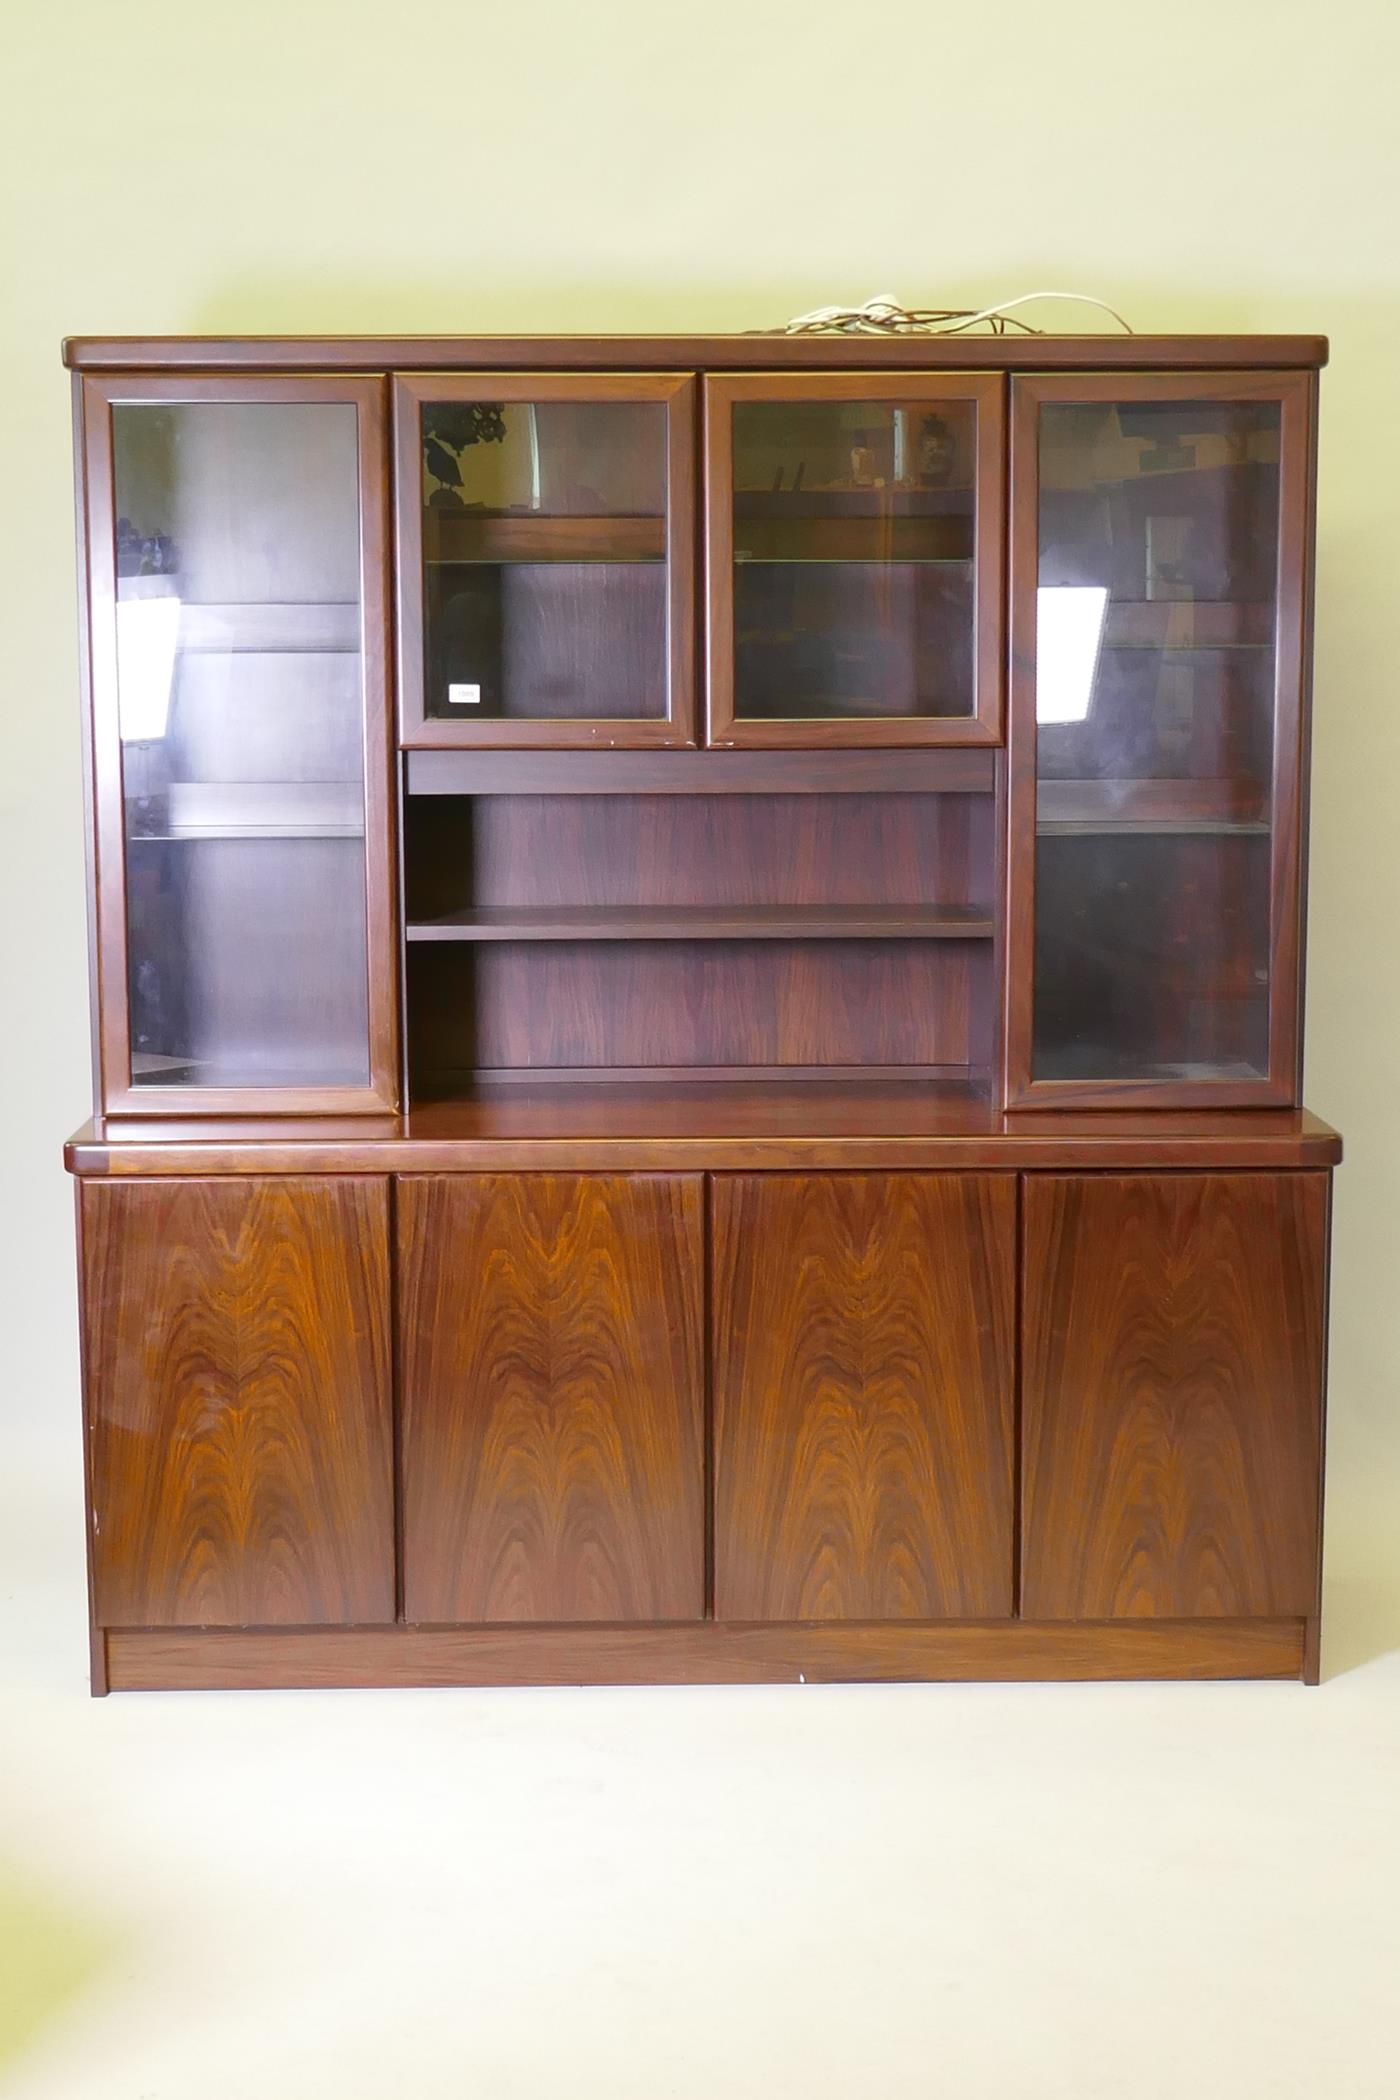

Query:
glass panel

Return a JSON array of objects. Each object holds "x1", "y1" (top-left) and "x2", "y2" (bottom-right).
[
  {"x1": 113, "y1": 401, "x2": 370, "y2": 1089},
  {"x1": 731, "y1": 398, "x2": 976, "y2": 721},
  {"x1": 1031, "y1": 396, "x2": 1281, "y2": 1083},
  {"x1": 420, "y1": 399, "x2": 668, "y2": 721}
]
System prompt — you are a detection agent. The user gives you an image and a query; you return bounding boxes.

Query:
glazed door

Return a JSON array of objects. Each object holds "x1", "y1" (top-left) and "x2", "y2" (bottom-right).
[
  {"x1": 81, "y1": 1177, "x2": 394, "y2": 1628},
  {"x1": 81, "y1": 375, "x2": 397, "y2": 1114},
  {"x1": 1006, "y1": 371, "x2": 1314, "y2": 1107},
  {"x1": 394, "y1": 375, "x2": 696, "y2": 746},
  {"x1": 398, "y1": 1175, "x2": 705, "y2": 1621},
  {"x1": 711, "y1": 1174, "x2": 1016, "y2": 1618},
  {"x1": 1021, "y1": 1173, "x2": 1327, "y2": 1620},
  {"x1": 704, "y1": 373, "x2": 1004, "y2": 746}
]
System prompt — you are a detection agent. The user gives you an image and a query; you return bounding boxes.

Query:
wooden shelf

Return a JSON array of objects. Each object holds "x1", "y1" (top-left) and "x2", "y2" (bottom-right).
[
  {"x1": 1100, "y1": 600, "x2": 1273, "y2": 651},
  {"x1": 1037, "y1": 778, "x2": 1270, "y2": 837},
  {"x1": 129, "y1": 781, "x2": 364, "y2": 840},
  {"x1": 735, "y1": 488, "x2": 974, "y2": 516},
  {"x1": 406, "y1": 903, "x2": 994, "y2": 944},
  {"x1": 424, "y1": 512, "x2": 665, "y2": 563},
  {"x1": 165, "y1": 602, "x2": 362, "y2": 654}
]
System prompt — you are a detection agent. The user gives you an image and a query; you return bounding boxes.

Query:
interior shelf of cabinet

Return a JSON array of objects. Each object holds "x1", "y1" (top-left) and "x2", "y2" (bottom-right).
[
  {"x1": 1036, "y1": 778, "x2": 1270, "y2": 837},
  {"x1": 127, "y1": 781, "x2": 364, "y2": 841},
  {"x1": 736, "y1": 525, "x2": 972, "y2": 563},
  {"x1": 404, "y1": 1071, "x2": 998, "y2": 1134},
  {"x1": 1099, "y1": 601, "x2": 1273, "y2": 650},
  {"x1": 157, "y1": 602, "x2": 362, "y2": 653},
  {"x1": 405, "y1": 903, "x2": 995, "y2": 944},
  {"x1": 423, "y1": 513, "x2": 664, "y2": 562}
]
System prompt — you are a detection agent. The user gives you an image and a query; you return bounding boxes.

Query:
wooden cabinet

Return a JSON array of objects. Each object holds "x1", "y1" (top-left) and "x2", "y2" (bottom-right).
[
  {"x1": 712, "y1": 1174, "x2": 1015, "y2": 1619},
  {"x1": 398, "y1": 1174, "x2": 705, "y2": 1622},
  {"x1": 1021, "y1": 1173, "x2": 1327, "y2": 1619},
  {"x1": 80, "y1": 1176, "x2": 394, "y2": 1627},
  {"x1": 62, "y1": 330, "x2": 1337, "y2": 1691}
]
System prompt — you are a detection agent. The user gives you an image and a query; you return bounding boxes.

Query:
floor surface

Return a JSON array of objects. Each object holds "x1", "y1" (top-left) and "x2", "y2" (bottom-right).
[{"x1": 2, "y1": 1426, "x2": 1397, "y2": 2099}]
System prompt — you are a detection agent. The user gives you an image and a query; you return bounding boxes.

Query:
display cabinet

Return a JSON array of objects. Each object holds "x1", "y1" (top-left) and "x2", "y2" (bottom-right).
[{"x1": 63, "y1": 331, "x2": 1338, "y2": 1693}]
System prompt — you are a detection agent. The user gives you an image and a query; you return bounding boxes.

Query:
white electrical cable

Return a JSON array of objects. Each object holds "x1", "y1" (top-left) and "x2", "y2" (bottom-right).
[{"x1": 774, "y1": 292, "x2": 1134, "y2": 337}]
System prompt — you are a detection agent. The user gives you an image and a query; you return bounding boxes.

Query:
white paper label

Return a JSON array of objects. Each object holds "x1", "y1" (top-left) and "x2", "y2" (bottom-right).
[{"x1": 447, "y1": 683, "x2": 482, "y2": 706}]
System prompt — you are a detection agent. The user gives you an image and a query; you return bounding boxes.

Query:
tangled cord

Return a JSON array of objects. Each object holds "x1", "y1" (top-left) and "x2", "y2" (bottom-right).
[{"x1": 765, "y1": 292, "x2": 1134, "y2": 337}]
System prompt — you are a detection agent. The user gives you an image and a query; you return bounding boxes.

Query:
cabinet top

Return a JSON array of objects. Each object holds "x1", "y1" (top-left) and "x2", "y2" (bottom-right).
[{"x1": 61, "y1": 332, "x2": 1330, "y2": 374}]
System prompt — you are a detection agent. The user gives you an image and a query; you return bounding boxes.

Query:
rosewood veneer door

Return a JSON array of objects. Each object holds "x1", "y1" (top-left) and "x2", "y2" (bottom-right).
[
  {"x1": 81, "y1": 1177, "x2": 393, "y2": 1627},
  {"x1": 712, "y1": 1174, "x2": 1016, "y2": 1620},
  {"x1": 1021, "y1": 1173, "x2": 1327, "y2": 1619},
  {"x1": 398, "y1": 1175, "x2": 705, "y2": 1622}
]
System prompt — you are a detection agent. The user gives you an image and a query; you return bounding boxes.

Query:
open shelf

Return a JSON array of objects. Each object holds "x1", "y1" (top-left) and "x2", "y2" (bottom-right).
[{"x1": 406, "y1": 902, "x2": 994, "y2": 944}]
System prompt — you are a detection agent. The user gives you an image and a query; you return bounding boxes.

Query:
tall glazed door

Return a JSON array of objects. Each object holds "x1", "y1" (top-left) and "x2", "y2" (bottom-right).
[
  {"x1": 1005, "y1": 371, "x2": 1315, "y2": 1107},
  {"x1": 81, "y1": 375, "x2": 397, "y2": 1113},
  {"x1": 394, "y1": 375, "x2": 695, "y2": 746},
  {"x1": 705, "y1": 374, "x2": 1004, "y2": 746}
]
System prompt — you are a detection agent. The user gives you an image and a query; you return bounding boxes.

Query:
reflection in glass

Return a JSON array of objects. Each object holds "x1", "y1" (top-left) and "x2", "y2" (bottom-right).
[
  {"x1": 420, "y1": 399, "x2": 669, "y2": 721},
  {"x1": 1031, "y1": 398, "x2": 1281, "y2": 1083},
  {"x1": 730, "y1": 398, "x2": 977, "y2": 721},
  {"x1": 113, "y1": 402, "x2": 370, "y2": 1089}
]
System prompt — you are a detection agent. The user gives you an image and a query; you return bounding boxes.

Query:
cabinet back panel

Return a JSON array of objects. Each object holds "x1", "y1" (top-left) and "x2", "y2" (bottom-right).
[
  {"x1": 409, "y1": 938, "x2": 987, "y2": 1081},
  {"x1": 406, "y1": 792, "x2": 993, "y2": 918}
]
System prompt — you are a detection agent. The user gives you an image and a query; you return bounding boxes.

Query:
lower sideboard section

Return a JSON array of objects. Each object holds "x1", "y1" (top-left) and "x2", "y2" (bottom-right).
[
  {"x1": 101, "y1": 1618, "x2": 1310, "y2": 1690},
  {"x1": 75, "y1": 1163, "x2": 1331, "y2": 1691}
]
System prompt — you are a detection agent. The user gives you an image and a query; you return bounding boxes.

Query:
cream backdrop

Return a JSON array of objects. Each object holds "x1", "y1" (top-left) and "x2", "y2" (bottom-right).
[{"x1": 1, "y1": 2, "x2": 1398, "y2": 2093}]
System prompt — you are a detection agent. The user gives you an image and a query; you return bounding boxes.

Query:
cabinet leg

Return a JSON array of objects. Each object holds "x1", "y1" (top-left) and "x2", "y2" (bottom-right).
[
  {"x1": 1302, "y1": 1615, "x2": 1322, "y2": 1685},
  {"x1": 89, "y1": 1625, "x2": 109, "y2": 1698}
]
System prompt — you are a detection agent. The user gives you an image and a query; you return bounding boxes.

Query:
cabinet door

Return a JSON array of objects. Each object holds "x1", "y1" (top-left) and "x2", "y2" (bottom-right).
[
  {"x1": 705, "y1": 374, "x2": 1003, "y2": 747},
  {"x1": 81, "y1": 1177, "x2": 393, "y2": 1627},
  {"x1": 1006, "y1": 371, "x2": 1314, "y2": 1108},
  {"x1": 81, "y1": 375, "x2": 397, "y2": 1115},
  {"x1": 398, "y1": 1175, "x2": 704, "y2": 1621},
  {"x1": 712, "y1": 1174, "x2": 1015, "y2": 1619},
  {"x1": 1021, "y1": 1173, "x2": 1327, "y2": 1619},
  {"x1": 395, "y1": 375, "x2": 695, "y2": 747}
]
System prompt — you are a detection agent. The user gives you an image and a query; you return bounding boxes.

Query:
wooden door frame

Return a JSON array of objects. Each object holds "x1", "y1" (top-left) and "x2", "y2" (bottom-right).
[
  {"x1": 79, "y1": 371, "x2": 399, "y2": 1116},
  {"x1": 392, "y1": 372, "x2": 697, "y2": 749},
  {"x1": 1002, "y1": 368, "x2": 1315, "y2": 1110},
  {"x1": 702, "y1": 371, "x2": 1006, "y2": 749}
]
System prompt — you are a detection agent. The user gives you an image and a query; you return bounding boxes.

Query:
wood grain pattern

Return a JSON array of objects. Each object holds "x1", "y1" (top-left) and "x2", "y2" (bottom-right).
[
  {"x1": 82, "y1": 1177, "x2": 393, "y2": 1627},
  {"x1": 712, "y1": 1174, "x2": 1016, "y2": 1618},
  {"x1": 103, "y1": 1617, "x2": 1308, "y2": 1691},
  {"x1": 1021, "y1": 1173, "x2": 1327, "y2": 1618},
  {"x1": 398, "y1": 1174, "x2": 704, "y2": 1621}
]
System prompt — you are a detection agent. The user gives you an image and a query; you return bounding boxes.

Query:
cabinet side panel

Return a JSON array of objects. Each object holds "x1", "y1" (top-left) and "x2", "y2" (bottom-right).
[
  {"x1": 712, "y1": 1173, "x2": 1016, "y2": 1619},
  {"x1": 82, "y1": 1176, "x2": 394, "y2": 1626},
  {"x1": 398, "y1": 1174, "x2": 705, "y2": 1621},
  {"x1": 1021, "y1": 1171, "x2": 1327, "y2": 1618}
]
